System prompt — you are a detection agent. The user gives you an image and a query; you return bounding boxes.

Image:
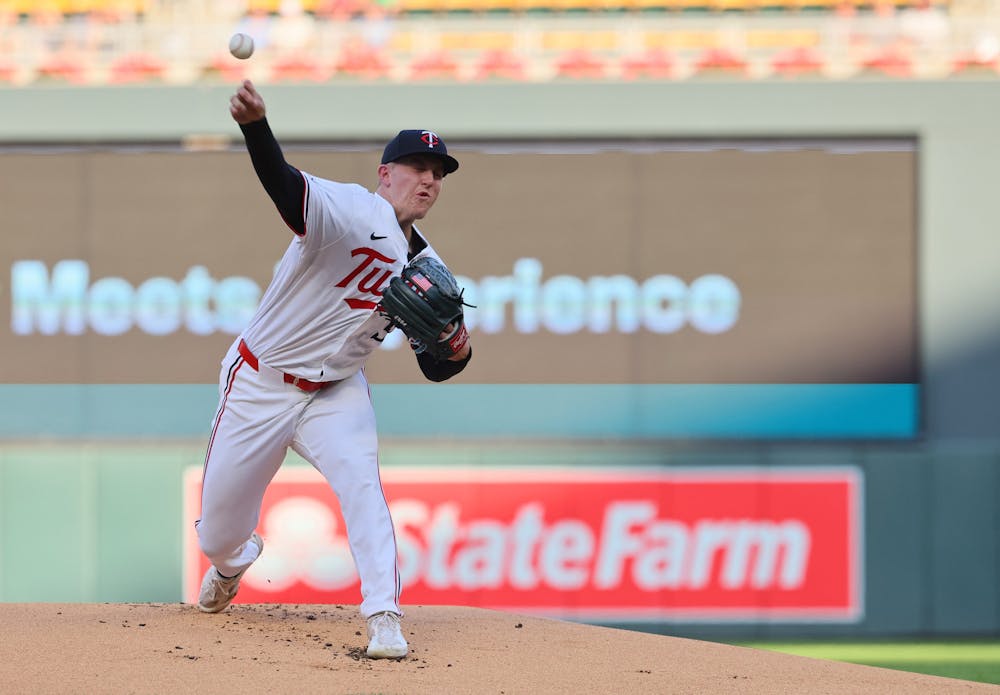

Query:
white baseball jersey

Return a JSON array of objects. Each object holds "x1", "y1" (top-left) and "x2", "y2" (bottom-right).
[{"x1": 242, "y1": 172, "x2": 442, "y2": 381}]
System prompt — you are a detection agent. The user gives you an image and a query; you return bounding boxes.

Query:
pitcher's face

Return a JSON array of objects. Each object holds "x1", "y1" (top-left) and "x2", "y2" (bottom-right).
[{"x1": 379, "y1": 155, "x2": 445, "y2": 225}]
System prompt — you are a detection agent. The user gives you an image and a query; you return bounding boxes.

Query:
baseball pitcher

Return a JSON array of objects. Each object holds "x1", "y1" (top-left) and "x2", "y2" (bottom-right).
[{"x1": 194, "y1": 79, "x2": 472, "y2": 660}]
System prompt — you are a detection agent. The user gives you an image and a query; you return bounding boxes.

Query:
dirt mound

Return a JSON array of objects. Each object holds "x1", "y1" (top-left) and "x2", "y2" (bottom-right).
[{"x1": 0, "y1": 603, "x2": 990, "y2": 694}]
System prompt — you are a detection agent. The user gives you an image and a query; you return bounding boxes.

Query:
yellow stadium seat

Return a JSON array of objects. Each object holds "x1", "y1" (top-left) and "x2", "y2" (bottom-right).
[
  {"x1": 541, "y1": 30, "x2": 619, "y2": 51},
  {"x1": 246, "y1": 0, "x2": 282, "y2": 13},
  {"x1": 474, "y1": 0, "x2": 518, "y2": 11},
  {"x1": 510, "y1": 0, "x2": 558, "y2": 13},
  {"x1": 643, "y1": 30, "x2": 717, "y2": 51},
  {"x1": 710, "y1": 0, "x2": 757, "y2": 11},
  {"x1": 439, "y1": 31, "x2": 516, "y2": 51},
  {"x1": 746, "y1": 29, "x2": 821, "y2": 49},
  {"x1": 397, "y1": 0, "x2": 442, "y2": 12}
]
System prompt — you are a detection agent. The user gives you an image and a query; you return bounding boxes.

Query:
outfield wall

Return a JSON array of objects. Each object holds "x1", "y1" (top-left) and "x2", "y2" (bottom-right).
[{"x1": 1, "y1": 79, "x2": 999, "y2": 637}]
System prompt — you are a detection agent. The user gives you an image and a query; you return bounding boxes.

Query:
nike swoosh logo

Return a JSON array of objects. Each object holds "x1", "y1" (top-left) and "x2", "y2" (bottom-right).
[{"x1": 370, "y1": 232, "x2": 388, "y2": 240}]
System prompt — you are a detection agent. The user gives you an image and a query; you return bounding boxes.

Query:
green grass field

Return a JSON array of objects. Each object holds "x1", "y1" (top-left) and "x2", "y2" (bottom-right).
[{"x1": 741, "y1": 641, "x2": 1000, "y2": 685}]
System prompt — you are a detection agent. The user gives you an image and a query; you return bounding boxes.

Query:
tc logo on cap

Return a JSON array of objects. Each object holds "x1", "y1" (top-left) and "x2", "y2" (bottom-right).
[
  {"x1": 381, "y1": 129, "x2": 459, "y2": 174},
  {"x1": 420, "y1": 131, "x2": 441, "y2": 149}
]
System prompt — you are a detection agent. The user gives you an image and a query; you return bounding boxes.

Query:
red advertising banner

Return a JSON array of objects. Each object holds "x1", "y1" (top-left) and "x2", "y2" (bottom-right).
[{"x1": 183, "y1": 466, "x2": 863, "y2": 622}]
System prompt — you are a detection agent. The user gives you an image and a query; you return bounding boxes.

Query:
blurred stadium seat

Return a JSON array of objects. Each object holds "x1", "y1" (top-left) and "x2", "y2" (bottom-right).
[
  {"x1": 314, "y1": 0, "x2": 374, "y2": 17},
  {"x1": 0, "y1": 60, "x2": 17, "y2": 83},
  {"x1": 710, "y1": 0, "x2": 759, "y2": 11},
  {"x1": 409, "y1": 49, "x2": 463, "y2": 79},
  {"x1": 109, "y1": 51, "x2": 166, "y2": 83},
  {"x1": 8, "y1": 0, "x2": 151, "y2": 14},
  {"x1": 201, "y1": 53, "x2": 254, "y2": 82},
  {"x1": 271, "y1": 53, "x2": 331, "y2": 81},
  {"x1": 691, "y1": 47, "x2": 749, "y2": 76},
  {"x1": 619, "y1": 47, "x2": 675, "y2": 79},
  {"x1": 950, "y1": 52, "x2": 1000, "y2": 76},
  {"x1": 334, "y1": 41, "x2": 393, "y2": 78},
  {"x1": 553, "y1": 48, "x2": 608, "y2": 78},
  {"x1": 859, "y1": 45, "x2": 914, "y2": 77},
  {"x1": 35, "y1": 52, "x2": 88, "y2": 83},
  {"x1": 770, "y1": 46, "x2": 826, "y2": 77},
  {"x1": 474, "y1": 48, "x2": 529, "y2": 79},
  {"x1": 245, "y1": 0, "x2": 289, "y2": 11}
]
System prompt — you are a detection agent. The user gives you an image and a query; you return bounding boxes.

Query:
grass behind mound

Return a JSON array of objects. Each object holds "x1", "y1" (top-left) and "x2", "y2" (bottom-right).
[{"x1": 740, "y1": 641, "x2": 1000, "y2": 685}]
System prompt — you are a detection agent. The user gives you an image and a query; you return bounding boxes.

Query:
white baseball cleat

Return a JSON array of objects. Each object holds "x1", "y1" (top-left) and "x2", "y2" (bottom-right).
[
  {"x1": 197, "y1": 532, "x2": 263, "y2": 613},
  {"x1": 366, "y1": 611, "x2": 408, "y2": 659}
]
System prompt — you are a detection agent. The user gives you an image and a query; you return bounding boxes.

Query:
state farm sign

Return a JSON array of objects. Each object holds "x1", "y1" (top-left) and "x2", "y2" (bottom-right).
[{"x1": 183, "y1": 466, "x2": 863, "y2": 622}]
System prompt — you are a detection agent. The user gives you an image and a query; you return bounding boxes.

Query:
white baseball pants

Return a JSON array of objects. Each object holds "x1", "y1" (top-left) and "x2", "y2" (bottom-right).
[{"x1": 196, "y1": 338, "x2": 401, "y2": 619}]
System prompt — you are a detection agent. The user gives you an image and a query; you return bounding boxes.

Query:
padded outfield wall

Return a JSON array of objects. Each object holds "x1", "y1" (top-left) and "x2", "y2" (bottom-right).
[{"x1": 0, "y1": 80, "x2": 998, "y2": 638}]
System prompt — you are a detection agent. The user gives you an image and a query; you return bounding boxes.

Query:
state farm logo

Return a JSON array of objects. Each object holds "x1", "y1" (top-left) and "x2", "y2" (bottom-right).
[
  {"x1": 392, "y1": 500, "x2": 809, "y2": 592},
  {"x1": 183, "y1": 466, "x2": 862, "y2": 622},
  {"x1": 244, "y1": 497, "x2": 356, "y2": 592}
]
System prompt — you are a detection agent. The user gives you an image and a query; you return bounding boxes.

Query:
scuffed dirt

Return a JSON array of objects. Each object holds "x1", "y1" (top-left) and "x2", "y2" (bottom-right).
[{"x1": 0, "y1": 603, "x2": 993, "y2": 694}]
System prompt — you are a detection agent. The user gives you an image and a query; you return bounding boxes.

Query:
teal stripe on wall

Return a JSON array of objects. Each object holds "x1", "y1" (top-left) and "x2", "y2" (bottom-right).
[{"x1": 0, "y1": 384, "x2": 917, "y2": 439}]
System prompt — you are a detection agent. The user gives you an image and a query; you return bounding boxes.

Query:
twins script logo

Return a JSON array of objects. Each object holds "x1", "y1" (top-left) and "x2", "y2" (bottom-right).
[{"x1": 335, "y1": 247, "x2": 397, "y2": 310}]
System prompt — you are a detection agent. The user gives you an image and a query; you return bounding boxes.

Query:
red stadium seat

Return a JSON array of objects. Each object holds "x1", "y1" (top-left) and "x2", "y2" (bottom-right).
[
  {"x1": 36, "y1": 52, "x2": 87, "y2": 83},
  {"x1": 334, "y1": 42, "x2": 393, "y2": 79},
  {"x1": 109, "y1": 51, "x2": 166, "y2": 83},
  {"x1": 950, "y1": 53, "x2": 1000, "y2": 77},
  {"x1": 859, "y1": 46, "x2": 913, "y2": 78},
  {"x1": 473, "y1": 49, "x2": 528, "y2": 80},
  {"x1": 554, "y1": 49, "x2": 607, "y2": 79},
  {"x1": 202, "y1": 53, "x2": 253, "y2": 82},
  {"x1": 0, "y1": 62, "x2": 16, "y2": 84},
  {"x1": 692, "y1": 48, "x2": 748, "y2": 77},
  {"x1": 620, "y1": 48, "x2": 675, "y2": 80},
  {"x1": 271, "y1": 53, "x2": 330, "y2": 82},
  {"x1": 770, "y1": 46, "x2": 825, "y2": 78},
  {"x1": 314, "y1": 0, "x2": 374, "y2": 19},
  {"x1": 409, "y1": 50, "x2": 462, "y2": 80}
]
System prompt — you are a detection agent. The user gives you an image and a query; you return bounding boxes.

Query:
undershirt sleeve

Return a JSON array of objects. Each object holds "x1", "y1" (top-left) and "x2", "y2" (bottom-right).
[
  {"x1": 416, "y1": 347, "x2": 472, "y2": 382},
  {"x1": 239, "y1": 118, "x2": 307, "y2": 235}
]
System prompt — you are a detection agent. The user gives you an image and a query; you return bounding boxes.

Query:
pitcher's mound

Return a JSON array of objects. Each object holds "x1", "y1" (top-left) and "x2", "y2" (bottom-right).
[{"x1": 0, "y1": 603, "x2": 990, "y2": 694}]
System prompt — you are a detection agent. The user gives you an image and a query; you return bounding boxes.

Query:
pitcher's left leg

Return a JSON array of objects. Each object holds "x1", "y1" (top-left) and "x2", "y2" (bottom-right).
[{"x1": 293, "y1": 371, "x2": 401, "y2": 619}]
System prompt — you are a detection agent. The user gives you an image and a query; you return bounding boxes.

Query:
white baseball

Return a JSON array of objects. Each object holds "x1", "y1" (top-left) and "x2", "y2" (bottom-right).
[{"x1": 229, "y1": 32, "x2": 254, "y2": 60}]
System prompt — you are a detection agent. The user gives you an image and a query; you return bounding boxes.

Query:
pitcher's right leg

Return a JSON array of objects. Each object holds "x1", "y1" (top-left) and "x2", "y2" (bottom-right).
[{"x1": 195, "y1": 341, "x2": 301, "y2": 581}]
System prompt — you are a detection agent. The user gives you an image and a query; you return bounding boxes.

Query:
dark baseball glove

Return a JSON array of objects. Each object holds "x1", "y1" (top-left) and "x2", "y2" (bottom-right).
[{"x1": 379, "y1": 256, "x2": 471, "y2": 361}]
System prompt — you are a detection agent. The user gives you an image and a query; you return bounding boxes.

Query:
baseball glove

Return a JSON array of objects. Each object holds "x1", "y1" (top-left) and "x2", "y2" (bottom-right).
[{"x1": 379, "y1": 256, "x2": 471, "y2": 361}]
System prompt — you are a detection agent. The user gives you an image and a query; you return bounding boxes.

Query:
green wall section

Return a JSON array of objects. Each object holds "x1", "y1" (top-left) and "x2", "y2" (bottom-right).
[
  {"x1": 0, "y1": 443, "x2": 997, "y2": 639},
  {"x1": 0, "y1": 445, "x2": 191, "y2": 602}
]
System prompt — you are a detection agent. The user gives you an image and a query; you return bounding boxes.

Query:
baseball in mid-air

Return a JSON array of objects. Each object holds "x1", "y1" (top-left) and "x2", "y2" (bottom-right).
[{"x1": 229, "y1": 32, "x2": 254, "y2": 60}]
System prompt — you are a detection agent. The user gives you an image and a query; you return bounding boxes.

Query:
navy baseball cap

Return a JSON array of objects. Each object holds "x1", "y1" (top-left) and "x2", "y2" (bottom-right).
[{"x1": 381, "y1": 129, "x2": 459, "y2": 175}]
